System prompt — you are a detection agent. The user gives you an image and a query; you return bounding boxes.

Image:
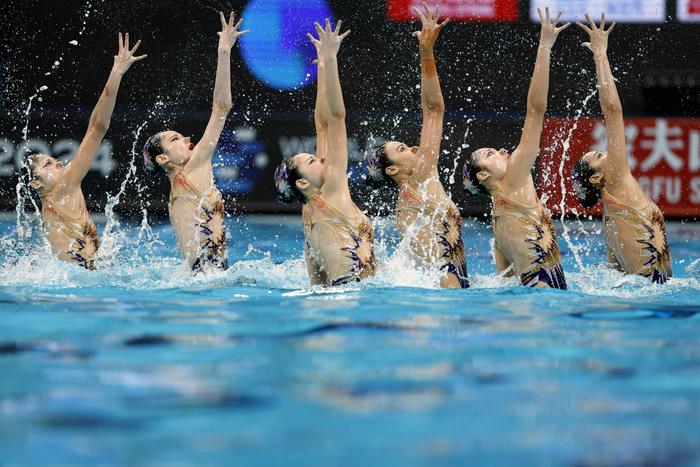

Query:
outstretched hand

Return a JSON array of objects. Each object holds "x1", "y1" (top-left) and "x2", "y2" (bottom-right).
[
  {"x1": 218, "y1": 11, "x2": 249, "y2": 52},
  {"x1": 113, "y1": 33, "x2": 146, "y2": 75},
  {"x1": 577, "y1": 13, "x2": 615, "y2": 55},
  {"x1": 307, "y1": 19, "x2": 350, "y2": 62},
  {"x1": 412, "y1": 2, "x2": 449, "y2": 56},
  {"x1": 537, "y1": 7, "x2": 570, "y2": 49}
]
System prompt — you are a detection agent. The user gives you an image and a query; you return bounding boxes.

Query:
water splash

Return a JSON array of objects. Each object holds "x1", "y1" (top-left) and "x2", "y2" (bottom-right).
[
  {"x1": 11, "y1": 0, "x2": 97, "y2": 253},
  {"x1": 553, "y1": 86, "x2": 599, "y2": 272},
  {"x1": 98, "y1": 121, "x2": 148, "y2": 264},
  {"x1": 14, "y1": 92, "x2": 44, "y2": 241}
]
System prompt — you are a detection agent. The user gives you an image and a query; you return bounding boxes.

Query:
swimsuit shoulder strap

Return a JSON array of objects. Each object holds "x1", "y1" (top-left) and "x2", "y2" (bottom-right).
[
  {"x1": 306, "y1": 193, "x2": 365, "y2": 230},
  {"x1": 492, "y1": 190, "x2": 541, "y2": 220},
  {"x1": 40, "y1": 191, "x2": 88, "y2": 224},
  {"x1": 603, "y1": 190, "x2": 654, "y2": 218},
  {"x1": 169, "y1": 170, "x2": 203, "y2": 207}
]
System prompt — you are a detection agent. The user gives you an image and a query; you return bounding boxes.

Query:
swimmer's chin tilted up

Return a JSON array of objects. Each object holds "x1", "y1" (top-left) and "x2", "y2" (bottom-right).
[{"x1": 30, "y1": 33, "x2": 146, "y2": 269}]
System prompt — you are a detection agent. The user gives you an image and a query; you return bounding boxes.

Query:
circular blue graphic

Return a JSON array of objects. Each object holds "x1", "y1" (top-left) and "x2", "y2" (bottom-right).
[{"x1": 240, "y1": 0, "x2": 333, "y2": 90}]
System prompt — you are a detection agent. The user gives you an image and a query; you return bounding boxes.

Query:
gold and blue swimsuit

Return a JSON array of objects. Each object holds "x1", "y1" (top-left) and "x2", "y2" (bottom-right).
[
  {"x1": 169, "y1": 171, "x2": 228, "y2": 272},
  {"x1": 492, "y1": 192, "x2": 567, "y2": 289},
  {"x1": 603, "y1": 191, "x2": 672, "y2": 284},
  {"x1": 396, "y1": 183, "x2": 469, "y2": 288},
  {"x1": 41, "y1": 193, "x2": 99, "y2": 270},
  {"x1": 302, "y1": 194, "x2": 376, "y2": 286}
]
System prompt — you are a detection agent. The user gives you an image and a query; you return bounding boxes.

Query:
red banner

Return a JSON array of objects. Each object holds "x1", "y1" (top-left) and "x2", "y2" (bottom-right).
[
  {"x1": 387, "y1": 0, "x2": 518, "y2": 22},
  {"x1": 538, "y1": 117, "x2": 700, "y2": 218}
]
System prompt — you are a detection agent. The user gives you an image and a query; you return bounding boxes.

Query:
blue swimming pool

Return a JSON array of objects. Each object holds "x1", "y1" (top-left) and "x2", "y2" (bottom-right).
[{"x1": 1, "y1": 215, "x2": 699, "y2": 466}]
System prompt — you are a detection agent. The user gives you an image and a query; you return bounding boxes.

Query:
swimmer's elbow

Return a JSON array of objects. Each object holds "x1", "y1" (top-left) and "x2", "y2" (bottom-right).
[
  {"x1": 526, "y1": 100, "x2": 546, "y2": 114},
  {"x1": 602, "y1": 102, "x2": 623, "y2": 117},
  {"x1": 213, "y1": 100, "x2": 233, "y2": 113},
  {"x1": 425, "y1": 98, "x2": 445, "y2": 113},
  {"x1": 88, "y1": 119, "x2": 109, "y2": 135},
  {"x1": 328, "y1": 107, "x2": 346, "y2": 121}
]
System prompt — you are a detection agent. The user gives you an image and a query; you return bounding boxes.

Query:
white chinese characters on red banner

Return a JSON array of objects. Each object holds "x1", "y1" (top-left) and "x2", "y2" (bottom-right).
[
  {"x1": 538, "y1": 118, "x2": 700, "y2": 218},
  {"x1": 387, "y1": 0, "x2": 518, "y2": 22}
]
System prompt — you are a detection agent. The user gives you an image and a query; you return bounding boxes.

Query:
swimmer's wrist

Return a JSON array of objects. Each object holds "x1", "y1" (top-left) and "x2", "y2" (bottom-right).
[
  {"x1": 419, "y1": 50, "x2": 435, "y2": 60},
  {"x1": 110, "y1": 65, "x2": 126, "y2": 78}
]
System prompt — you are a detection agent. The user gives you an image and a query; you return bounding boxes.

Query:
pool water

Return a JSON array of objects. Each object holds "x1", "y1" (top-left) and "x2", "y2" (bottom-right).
[{"x1": 1, "y1": 215, "x2": 699, "y2": 466}]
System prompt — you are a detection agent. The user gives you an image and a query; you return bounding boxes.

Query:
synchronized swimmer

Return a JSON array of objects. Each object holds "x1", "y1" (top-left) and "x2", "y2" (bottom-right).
[{"x1": 26, "y1": 6, "x2": 673, "y2": 287}]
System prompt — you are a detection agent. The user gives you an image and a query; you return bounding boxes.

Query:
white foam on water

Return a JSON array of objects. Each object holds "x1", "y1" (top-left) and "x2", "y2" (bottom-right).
[{"x1": 567, "y1": 263, "x2": 700, "y2": 299}]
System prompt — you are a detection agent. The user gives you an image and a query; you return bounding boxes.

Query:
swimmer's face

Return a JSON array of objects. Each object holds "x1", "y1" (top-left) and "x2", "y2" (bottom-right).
[
  {"x1": 384, "y1": 141, "x2": 418, "y2": 175},
  {"x1": 473, "y1": 147, "x2": 509, "y2": 183},
  {"x1": 581, "y1": 150, "x2": 608, "y2": 185},
  {"x1": 156, "y1": 131, "x2": 194, "y2": 168},
  {"x1": 29, "y1": 154, "x2": 63, "y2": 192},
  {"x1": 292, "y1": 153, "x2": 324, "y2": 191}
]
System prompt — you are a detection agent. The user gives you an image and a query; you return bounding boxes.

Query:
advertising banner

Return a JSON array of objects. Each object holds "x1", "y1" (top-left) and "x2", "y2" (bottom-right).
[
  {"x1": 387, "y1": 0, "x2": 518, "y2": 22},
  {"x1": 539, "y1": 117, "x2": 700, "y2": 218},
  {"x1": 678, "y1": 0, "x2": 700, "y2": 22},
  {"x1": 530, "y1": 0, "x2": 666, "y2": 23}
]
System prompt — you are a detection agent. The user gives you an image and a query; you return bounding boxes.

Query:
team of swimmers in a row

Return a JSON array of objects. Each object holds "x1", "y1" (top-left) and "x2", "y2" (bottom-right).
[{"x1": 26, "y1": 6, "x2": 672, "y2": 289}]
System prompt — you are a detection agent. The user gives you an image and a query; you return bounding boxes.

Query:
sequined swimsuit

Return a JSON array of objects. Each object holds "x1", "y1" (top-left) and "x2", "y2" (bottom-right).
[
  {"x1": 603, "y1": 191, "x2": 672, "y2": 284},
  {"x1": 40, "y1": 192, "x2": 99, "y2": 270},
  {"x1": 169, "y1": 171, "x2": 228, "y2": 272},
  {"x1": 397, "y1": 183, "x2": 469, "y2": 288},
  {"x1": 492, "y1": 192, "x2": 567, "y2": 289},
  {"x1": 302, "y1": 194, "x2": 376, "y2": 286}
]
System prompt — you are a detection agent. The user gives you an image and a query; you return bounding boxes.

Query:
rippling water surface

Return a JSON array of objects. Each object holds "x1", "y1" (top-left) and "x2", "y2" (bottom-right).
[{"x1": 1, "y1": 216, "x2": 699, "y2": 466}]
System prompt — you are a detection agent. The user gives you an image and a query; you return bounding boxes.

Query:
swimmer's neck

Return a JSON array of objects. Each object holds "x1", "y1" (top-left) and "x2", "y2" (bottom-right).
[
  {"x1": 485, "y1": 180, "x2": 503, "y2": 197},
  {"x1": 391, "y1": 171, "x2": 411, "y2": 187},
  {"x1": 302, "y1": 186, "x2": 321, "y2": 202}
]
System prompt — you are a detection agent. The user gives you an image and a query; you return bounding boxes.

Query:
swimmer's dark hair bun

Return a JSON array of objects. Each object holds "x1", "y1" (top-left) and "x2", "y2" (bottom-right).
[
  {"x1": 462, "y1": 152, "x2": 489, "y2": 196},
  {"x1": 365, "y1": 143, "x2": 394, "y2": 190},
  {"x1": 274, "y1": 159, "x2": 304, "y2": 204},
  {"x1": 571, "y1": 159, "x2": 603, "y2": 208},
  {"x1": 142, "y1": 133, "x2": 164, "y2": 173}
]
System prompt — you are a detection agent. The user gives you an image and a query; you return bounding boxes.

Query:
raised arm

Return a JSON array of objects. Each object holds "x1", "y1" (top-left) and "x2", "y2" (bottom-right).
[
  {"x1": 62, "y1": 33, "x2": 145, "y2": 187},
  {"x1": 188, "y1": 11, "x2": 248, "y2": 171},
  {"x1": 504, "y1": 8, "x2": 568, "y2": 191},
  {"x1": 413, "y1": 2, "x2": 448, "y2": 179},
  {"x1": 578, "y1": 14, "x2": 629, "y2": 181},
  {"x1": 308, "y1": 20, "x2": 351, "y2": 199},
  {"x1": 308, "y1": 36, "x2": 330, "y2": 163}
]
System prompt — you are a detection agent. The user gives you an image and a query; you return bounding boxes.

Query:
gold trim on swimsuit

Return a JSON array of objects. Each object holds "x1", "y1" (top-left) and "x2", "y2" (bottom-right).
[
  {"x1": 303, "y1": 193, "x2": 376, "y2": 286},
  {"x1": 40, "y1": 192, "x2": 99, "y2": 270},
  {"x1": 603, "y1": 191, "x2": 672, "y2": 284},
  {"x1": 492, "y1": 192, "x2": 567, "y2": 289},
  {"x1": 169, "y1": 171, "x2": 228, "y2": 271},
  {"x1": 397, "y1": 183, "x2": 469, "y2": 288}
]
